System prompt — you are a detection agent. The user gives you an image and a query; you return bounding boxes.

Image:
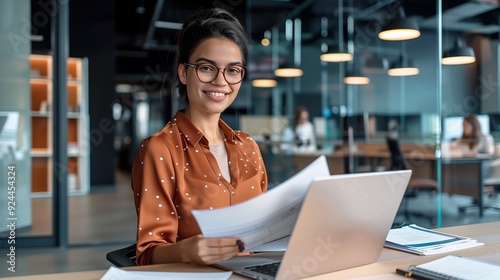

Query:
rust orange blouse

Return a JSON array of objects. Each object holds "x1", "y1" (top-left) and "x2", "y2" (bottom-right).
[{"x1": 131, "y1": 111, "x2": 268, "y2": 265}]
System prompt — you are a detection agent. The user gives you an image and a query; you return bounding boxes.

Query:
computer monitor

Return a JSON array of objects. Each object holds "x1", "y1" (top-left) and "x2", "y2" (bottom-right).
[
  {"x1": 443, "y1": 115, "x2": 490, "y2": 141},
  {"x1": 0, "y1": 112, "x2": 19, "y2": 141}
]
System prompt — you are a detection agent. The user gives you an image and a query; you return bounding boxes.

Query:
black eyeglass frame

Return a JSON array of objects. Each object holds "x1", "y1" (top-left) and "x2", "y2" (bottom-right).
[{"x1": 183, "y1": 62, "x2": 246, "y2": 85}]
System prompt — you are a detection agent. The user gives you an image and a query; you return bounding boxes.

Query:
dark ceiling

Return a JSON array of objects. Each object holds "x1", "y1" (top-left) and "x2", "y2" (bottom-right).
[
  {"x1": 31, "y1": 0, "x2": 500, "y2": 83},
  {"x1": 113, "y1": 0, "x2": 500, "y2": 50}
]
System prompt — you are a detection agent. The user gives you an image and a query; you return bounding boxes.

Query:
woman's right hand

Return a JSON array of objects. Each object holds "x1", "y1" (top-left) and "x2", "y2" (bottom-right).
[{"x1": 178, "y1": 234, "x2": 244, "y2": 265}]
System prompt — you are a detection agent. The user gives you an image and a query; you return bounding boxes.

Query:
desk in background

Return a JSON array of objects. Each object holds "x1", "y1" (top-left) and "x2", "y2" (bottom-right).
[
  {"x1": 4, "y1": 222, "x2": 500, "y2": 280},
  {"x1": 287, "y1": 141, "x2": 493, "y2": 216}
]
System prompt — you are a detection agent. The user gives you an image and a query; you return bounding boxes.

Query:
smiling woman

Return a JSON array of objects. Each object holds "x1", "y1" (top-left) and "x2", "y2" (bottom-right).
[{"x1": 131, "y1": 8, "x2": 268, "y2": 266}]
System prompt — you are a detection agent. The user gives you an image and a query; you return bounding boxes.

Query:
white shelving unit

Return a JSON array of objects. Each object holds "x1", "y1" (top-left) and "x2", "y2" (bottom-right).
[{"x1": 29, "y1": 55, "x2": 89, "y2": 196}]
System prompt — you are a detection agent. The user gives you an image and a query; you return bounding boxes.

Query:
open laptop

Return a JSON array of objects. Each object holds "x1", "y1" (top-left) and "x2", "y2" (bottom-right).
[{"x1": 215, "y1": 169, "x2": 411, "y2": 280}]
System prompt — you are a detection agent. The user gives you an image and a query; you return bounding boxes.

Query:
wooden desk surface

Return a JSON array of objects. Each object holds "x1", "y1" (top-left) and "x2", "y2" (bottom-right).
[{"x1": 4, "y1": 222, "x2": 500, "y2": 280}]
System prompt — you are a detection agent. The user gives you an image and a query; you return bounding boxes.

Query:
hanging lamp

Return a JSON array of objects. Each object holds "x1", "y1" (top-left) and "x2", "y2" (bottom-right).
[
  {"x1": 344, "y1": 15, "x2": 370, "y2": 85},
  {"x1": 442, "y1": 38, "x2": 476, "y2": 65},
  {"x1": 344, "y1": 70, "x2": 370, "y2": 85},
  {"x1": 378, "y1": 7, "x2": 420, "y2": 41},
  {"x1": 320, "y1": 0, "x2": 352, "y2": 62},
  {"x1": 275, "y1": 19, "x2": 303, "y2": 77},
  {"x1": 251, "y1": 78, "x2": 278, "y2": 88},
  {"x1": 388, "y1": 55, "x2": 419, "y2": 76}
]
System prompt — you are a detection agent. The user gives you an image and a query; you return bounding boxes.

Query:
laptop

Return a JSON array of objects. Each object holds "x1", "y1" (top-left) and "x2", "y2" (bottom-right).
[{"x1": 215, "y1": 169, "x2": 412, "y2": 280}]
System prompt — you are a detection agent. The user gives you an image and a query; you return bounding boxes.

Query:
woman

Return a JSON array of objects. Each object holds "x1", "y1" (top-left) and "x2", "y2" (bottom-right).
[
  {"x1": 131, "y1": 8, "x2": 268, "y2": 265},
  {"x1": 456, "y1": 114, "x2": 494, "y2": 154},
  {"x1": 293, "y1": 106, "x2": 316, "y2": 153}
]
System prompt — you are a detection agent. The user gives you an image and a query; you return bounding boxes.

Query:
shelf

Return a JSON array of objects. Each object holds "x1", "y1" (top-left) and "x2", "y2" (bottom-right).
[
  {"x1": 31, "y1": 149, "x2": 81, "y2": 157},
  {"x1": 31, "y1": 149, "x2": 52, "y2": 157},
  {"x1": 29, "y1": 54, "x2": 89, "y2": 195},
  {"x1": 31, "y1": 111, "x2": 51, "y2": 117},
  {"x1": 30, "y1": 112, "x2": 83, "y2": 118},
  {"x1": 30, "y1": 77, "x2": 51, "y2": 83}
]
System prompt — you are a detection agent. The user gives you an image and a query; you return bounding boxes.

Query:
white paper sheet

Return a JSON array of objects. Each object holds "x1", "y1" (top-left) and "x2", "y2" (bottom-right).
[
  {"x1": 100, "y1": 266, "x2": 233, "y2": 280},
  {"x1": 192, "y1": 155, "x2": 330, "y2": 250},
  {"x1": 385, "y1": 224, "x2": 484, "y2": 255}
]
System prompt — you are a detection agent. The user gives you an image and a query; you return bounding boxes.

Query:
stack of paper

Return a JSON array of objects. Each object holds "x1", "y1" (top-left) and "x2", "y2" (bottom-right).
[{"x1": 385, "y1": 224, "x2": 483, "y2": 255}]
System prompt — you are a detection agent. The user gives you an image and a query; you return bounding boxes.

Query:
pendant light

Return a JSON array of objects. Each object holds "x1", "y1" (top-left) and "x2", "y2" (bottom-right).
[
  {"x1": 252, "y1": 31, "x2": 278, "y2": 88},
  {"x1": 251, "y1": 78, "x2": 278, "y2": 88},
  {"x1": 378, "y1": 7, "x2": 420, "y2": 41},
  {"x1": 344, "y1": 71, "x2": 370, "y2": 85},
  {"x1": 387, "y1": 41, "x2": 419, "y2": 76},
  {"x1": 320, "y1": 0, "x2": 352, "y2": 62},
  {"x1": 344, "y1": 15, "x2": 370, "y2": 85},
  {"x1": 388, "y1": 55, "x2": 419, "y2": 76},
  {"x1": 442, "y1": 38, "x2": 476, "y2": 65},
  {"x1": 275, "y1": 19, "x2": 303, "y2": 77}
]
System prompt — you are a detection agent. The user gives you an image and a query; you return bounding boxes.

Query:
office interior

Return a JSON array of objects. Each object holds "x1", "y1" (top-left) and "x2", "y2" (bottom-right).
[{"x1": 2, "y1": 0, "x2": 500, "y2": 277}]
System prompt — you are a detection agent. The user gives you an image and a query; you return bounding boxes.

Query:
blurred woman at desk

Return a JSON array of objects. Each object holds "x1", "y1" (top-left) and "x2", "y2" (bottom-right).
[
  {"x1": 454, "y1": 114, "x2": 494, "y2": 156},
  {"x1": 281, "y1": 106, "x2": 317, "y2": 153}
]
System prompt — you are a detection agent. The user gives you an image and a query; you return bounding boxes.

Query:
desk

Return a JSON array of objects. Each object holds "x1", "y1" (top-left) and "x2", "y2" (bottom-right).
[
  {"x1": 290, "y1": 149, "x2": 493, "y2": 216},
  {"x1": 5, "y1": 222, "x2": 500, "y2": 280},
  {"x1": 440, "y1": 156, "x2": 491, "y2": 217}
]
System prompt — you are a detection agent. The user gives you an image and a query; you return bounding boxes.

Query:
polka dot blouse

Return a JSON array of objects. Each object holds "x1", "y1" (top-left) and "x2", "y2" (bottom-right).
[{"x1": 131, "y1": 111, "x2": 268, "y2": 265}]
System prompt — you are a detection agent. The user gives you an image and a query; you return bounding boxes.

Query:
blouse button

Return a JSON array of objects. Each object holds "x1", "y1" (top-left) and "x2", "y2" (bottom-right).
[{"x1": 231, "y1": 191, "x2": 235, "y2": 195}]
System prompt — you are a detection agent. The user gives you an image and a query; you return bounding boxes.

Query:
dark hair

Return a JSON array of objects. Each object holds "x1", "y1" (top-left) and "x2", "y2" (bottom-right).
[
  {"x1": 293, "y1": 106, "x2": 308, "y2": 129},
  {"x1": 170, "y1": 8, "x2": 248, "y2": 103},
  {"x1": 461, "y1": 114, "x2": 482, "y2": 149}
]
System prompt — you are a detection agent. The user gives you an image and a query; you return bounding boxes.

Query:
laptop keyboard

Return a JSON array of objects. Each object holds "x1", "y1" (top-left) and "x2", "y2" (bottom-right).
[{"x1": 245, "y1": 261, "x2": 281, "y2": 276}]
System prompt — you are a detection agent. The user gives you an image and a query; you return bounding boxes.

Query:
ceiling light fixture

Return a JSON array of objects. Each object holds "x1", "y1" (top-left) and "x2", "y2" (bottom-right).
[
  {"x1": 344, "y1": 71, "x2": 370, "y2": 85},
  {"x1": 275, "y1": 19, "x2": 303, "y2": 77},
  {"x1": 378, "y1": 7, "x2": 420, "y2": 41},
  {"x1": 388, "y1": 55, "x2": 419, "y2": 76},
  {"x1": 320, "y1": 0, "x2": 352, "y2": 62},
  {"x1": 261, "y1": 30, "x2": 271, "y2": 47},
  {"x1": 442, "y1": 38, "x2": 476, "y2": 65},
  {"x1": 251, "y1": 78, "x2": 278, "y2": 88},
  {"x1": 344, "y1": 14, "x2": 370, "y2": 85},
  {"x1": 274, "y1": 65, "x2": 303, "y2": 77},
  {"x1": 320, "y1": 45, "x2": 353, "y2": 62}
]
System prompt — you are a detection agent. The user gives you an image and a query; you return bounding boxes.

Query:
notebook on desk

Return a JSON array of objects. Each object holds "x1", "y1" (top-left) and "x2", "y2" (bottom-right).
[{"x1": 215, "y1": 169, "x2": 412, "y2": 280}]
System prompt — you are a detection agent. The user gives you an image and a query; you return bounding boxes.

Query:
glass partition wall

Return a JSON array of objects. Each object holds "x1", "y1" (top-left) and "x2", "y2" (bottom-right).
[{"x1": 248, "y1": 0, "x2": 500, "y2": 228}]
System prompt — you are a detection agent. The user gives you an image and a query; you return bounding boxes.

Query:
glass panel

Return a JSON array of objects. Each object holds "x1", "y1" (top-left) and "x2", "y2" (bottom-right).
[
  {"x1": 0, "y1": 0, "x2": 54, "y2": 240},
  {"x1": 441, "y1": 0, "x2": 500, "y2": 226},
  {"x1": 247, "y1": 1, "x2": 444, "y2": 227}
]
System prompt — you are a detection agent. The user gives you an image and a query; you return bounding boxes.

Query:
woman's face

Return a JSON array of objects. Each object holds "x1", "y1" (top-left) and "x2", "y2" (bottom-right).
[
  {"x1": 178, "y1": 37, "x2": 243, "y2": 116},
  {"x1": 463, "y1": 120, "x2": 473, "y2": 136},
  {"x1": 299, "y1": 110, "x2": 309, "y2": 124}
]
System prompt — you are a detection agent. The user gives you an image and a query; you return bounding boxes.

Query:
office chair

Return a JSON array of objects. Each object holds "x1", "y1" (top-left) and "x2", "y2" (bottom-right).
[
  {"x1": 482, "y1": 158, "x2": 500, "y2": 212},
  {"x1": 106, "y1": 243, "x2": 137, "y2": 267},
  {"x1": 386, "y1": 137, "x2": 438, "y2": 224}
]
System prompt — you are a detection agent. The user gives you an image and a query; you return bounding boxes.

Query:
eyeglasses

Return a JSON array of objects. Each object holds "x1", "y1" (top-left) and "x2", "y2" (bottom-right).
[{"x1": 183, "y1": 62, "x2": 246, "y2": 85}]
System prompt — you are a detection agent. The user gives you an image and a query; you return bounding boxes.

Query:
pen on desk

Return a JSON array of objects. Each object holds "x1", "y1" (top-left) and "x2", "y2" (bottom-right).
[{"x1": 395, "y1": 268, "x2": 433, "y2": 280}]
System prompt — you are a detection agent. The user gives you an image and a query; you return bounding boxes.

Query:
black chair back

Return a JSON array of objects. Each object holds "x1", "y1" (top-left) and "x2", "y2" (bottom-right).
[
  {"x1": 386, "y1": 137, "x2": 409, "y2": 171},
  {"x1": 106, "y1": 243, "x2": 137, "y2": 267}
]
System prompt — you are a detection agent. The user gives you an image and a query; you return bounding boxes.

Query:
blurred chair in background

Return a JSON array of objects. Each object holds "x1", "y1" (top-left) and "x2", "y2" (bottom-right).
[{"x1": 387, "y1": 137, "x2": 438, "y2": 224}]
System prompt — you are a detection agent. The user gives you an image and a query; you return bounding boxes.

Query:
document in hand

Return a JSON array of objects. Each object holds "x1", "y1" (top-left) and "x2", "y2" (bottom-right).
[
  {"x1": 397, "y1": 255, "x2": 500, "y2": 280},
  {"x1": 385, "y1": 224, "x2": 484, "y2": 255},
  {"x1": 191, "y1": 155, "x2": 330, "y2": 250}
]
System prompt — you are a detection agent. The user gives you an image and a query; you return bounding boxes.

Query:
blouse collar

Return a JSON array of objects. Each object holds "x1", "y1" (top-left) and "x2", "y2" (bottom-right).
[{"x1": 173, "y1": 111, "x2": 242, "y2": 147}]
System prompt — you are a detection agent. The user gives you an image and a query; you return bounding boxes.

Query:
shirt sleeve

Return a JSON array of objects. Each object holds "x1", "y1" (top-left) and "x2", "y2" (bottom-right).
[{"x1": 131, "y1": 136, "x2": 179, "y2": 265}]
